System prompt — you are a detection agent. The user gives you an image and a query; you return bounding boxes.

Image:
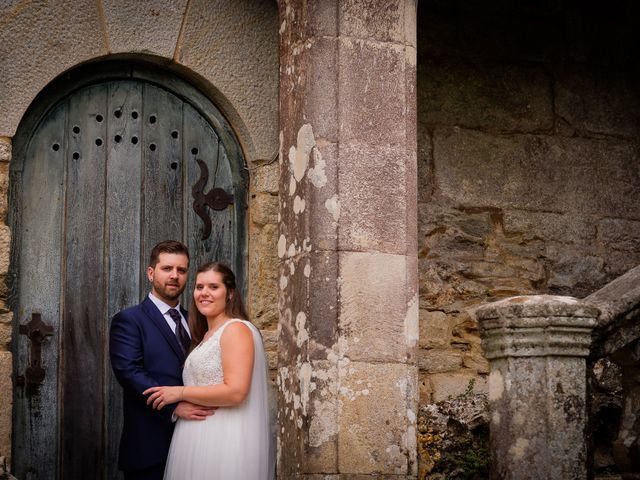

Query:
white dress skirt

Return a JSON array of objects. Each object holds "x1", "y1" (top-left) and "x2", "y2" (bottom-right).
[{"x1": 163, "y1": 319, "x2": 275, "y2": 480}]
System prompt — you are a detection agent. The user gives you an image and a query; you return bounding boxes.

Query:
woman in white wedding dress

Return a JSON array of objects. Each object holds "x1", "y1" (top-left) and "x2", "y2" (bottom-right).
[{"x1": 144, "y1": 262, "x2": 274, "y2": 480}]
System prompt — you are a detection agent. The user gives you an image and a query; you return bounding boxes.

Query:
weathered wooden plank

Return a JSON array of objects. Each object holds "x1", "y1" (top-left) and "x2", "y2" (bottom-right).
[
  {"x1": 61, "y1": 84, "x2": 107, "y2": 479},
  {"x1": 141, "y1": 83, "x2": 183, "y2": 285},
  {"x1": 13, "y1": 101, "x2": 66, "y2": 480},
  {"x1": 182, "y1": 104, "x2": 240, "y2": 295},
  {"x1": 104, "y1": 80, "x2": 143, "y2": 480}
]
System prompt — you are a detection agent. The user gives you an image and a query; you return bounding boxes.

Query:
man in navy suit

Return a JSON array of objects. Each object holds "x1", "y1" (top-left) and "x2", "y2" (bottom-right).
[{"x1": 110, "y1": 240, "x2": 215, "y2": 480}]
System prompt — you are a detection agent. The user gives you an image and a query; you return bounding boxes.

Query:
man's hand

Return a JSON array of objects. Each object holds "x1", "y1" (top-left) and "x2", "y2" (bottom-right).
[{"x1": 174, "y1": 401, "x2": 217, "y2": 421}]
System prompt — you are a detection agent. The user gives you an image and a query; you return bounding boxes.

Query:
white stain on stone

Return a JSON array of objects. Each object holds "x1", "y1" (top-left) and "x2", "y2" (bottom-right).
[
  {"x1": 509, "y1": 438, "x2": 529, "y2": 460},
  {"x1": 296, "y1": 312, "x2": 309, "y2": 347},
  {"x1": 277, "y1": 234, "x2": 287, "y2": 258},
  {"x1": 287, "y1": 243, "x2": 296, "y2": 258},
  {"x1": 404, "y1": 293, "x2": 419, "y2": 347},
  {"x1": 289, "y1": 261, "x2": 295, "y2": 275},
  {"x1": 309, "y1": 398, "x2": 339, "y2": 448},
  {"x1": 289, "y1": 176, "x2": 297, "y2": 196},
  {"x1": 325, "y1": 194, "x2": 340, "y2": 221},
  {"x1": 289, "y1": 124, "x2": 316, "y2": 182},
  {"x1": 307, "y1": 148, "x2": 327, "y2": 187},
  {"x1": 303, "y1": 237, "x2": 312, "y2": 252},
  {"x1": 489, "y1": 369, "x2": 504, "y2": 401},
  {"x1": 514, "y1": 411, "x2": 525, "y2": 426},
  {"x1": 299, "y1": 361, "x2": 312, "y2": 415},
  {"x1": 304, "y1": 263, "x2": 311, "y2": 277},
  {"x1": 278, "y1": 131, "x2": 284, "y2": 165},
  {"x1": 293, "y1": 195, "x2": 306, "y2": 214},
  {"x1": 280, "y1": 275, "x2": 288, "y2": 290},
  {"x1": 492, "y1": 411, "x2": 501, "y2": 425},
  {"x1": 407, "y1": 408, "x2": 416, "y2": 423}
]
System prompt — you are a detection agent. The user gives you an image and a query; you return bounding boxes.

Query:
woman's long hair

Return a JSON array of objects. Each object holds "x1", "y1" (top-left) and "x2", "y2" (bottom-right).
[{"x1": 188, "y1": 262, "x2": 250, "y2": 349}]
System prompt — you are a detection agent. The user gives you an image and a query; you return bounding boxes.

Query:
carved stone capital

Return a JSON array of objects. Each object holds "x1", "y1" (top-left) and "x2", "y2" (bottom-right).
[{"x1": 477, "y1": 295, "x2": 600, "y2": 359}]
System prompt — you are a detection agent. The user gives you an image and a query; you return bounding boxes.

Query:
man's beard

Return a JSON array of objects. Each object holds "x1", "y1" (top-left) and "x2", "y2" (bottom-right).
[{"x1": 154, "y1": 280, "x2": 185, "y2": 301}]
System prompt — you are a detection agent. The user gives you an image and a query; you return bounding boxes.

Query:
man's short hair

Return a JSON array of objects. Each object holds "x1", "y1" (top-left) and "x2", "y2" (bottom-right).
[{"x1": 149, "y1": 240, "x2": 190, "y2": 267}]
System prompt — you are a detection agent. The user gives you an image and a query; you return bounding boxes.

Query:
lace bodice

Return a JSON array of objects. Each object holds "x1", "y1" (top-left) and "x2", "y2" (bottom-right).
[{"x1": 183, "y1": 319, "x2": 244, "y2": 386}]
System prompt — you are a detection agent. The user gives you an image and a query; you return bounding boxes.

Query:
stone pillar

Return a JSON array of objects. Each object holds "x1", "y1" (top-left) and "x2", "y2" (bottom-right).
[
  {"x1": 476, "y1": 296, "x2": 598, "y2": 480},
  {"x1": 276, "y1": 1, "x2": 418, "y2": 478}
]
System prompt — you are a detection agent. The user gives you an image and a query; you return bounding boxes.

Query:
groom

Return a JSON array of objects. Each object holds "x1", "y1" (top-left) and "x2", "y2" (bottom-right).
[{"x1": 110, "y1": 240, "x2": 215, "y2": 480}]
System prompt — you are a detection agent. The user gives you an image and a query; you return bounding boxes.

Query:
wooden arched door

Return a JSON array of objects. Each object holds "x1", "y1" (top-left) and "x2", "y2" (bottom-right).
[{"x1": 10, "y1": 71, "x2": 247, "y2": 480}]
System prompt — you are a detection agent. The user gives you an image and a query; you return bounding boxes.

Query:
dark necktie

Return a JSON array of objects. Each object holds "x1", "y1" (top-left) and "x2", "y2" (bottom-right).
[{"x1": 168, "y1": 308, "x2": 190, "y2": 355}]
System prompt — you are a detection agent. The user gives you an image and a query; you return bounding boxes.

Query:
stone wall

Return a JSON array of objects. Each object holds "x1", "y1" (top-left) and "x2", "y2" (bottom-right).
[
  {"x1": 0, "y1": 137, "x2": 12, "y2": 467},
  {"x1": 0, "y1": 0, "x2": 279, "y2": 468},
  {"x1": 417, "y1": 0, "x2": 640, "y2": 476}
]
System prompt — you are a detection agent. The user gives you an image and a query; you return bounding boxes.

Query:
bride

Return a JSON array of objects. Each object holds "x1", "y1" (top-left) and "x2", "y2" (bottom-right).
[{"x1": 144, "y1": 262, "x2": 274, "y2": 479}]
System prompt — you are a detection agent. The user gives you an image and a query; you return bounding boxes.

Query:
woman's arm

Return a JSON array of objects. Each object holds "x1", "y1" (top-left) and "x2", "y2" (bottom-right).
[{"x1": 144, "y1": 322, "x2": 255, "y2": 409}]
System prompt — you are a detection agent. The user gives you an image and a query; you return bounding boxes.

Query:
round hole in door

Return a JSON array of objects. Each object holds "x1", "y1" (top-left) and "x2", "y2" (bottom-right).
[
  {"x1": 171, "y1": 130, "x2": 179, "y2": 139},
  {"x1": 95, "y1": 138, "x2": 103, "y2": 147},
  {"x1": 191, "y1": 147, "x2": 198, "y2": 155},
  {"x1": 131, "y1": 111, "x2": 139, "y2": 120},
  {"x1": 114, "y1": 109, "x2": 122, "y2": 118},
  {"x1": 52, "y1": 143, "x2": 60, "y2": 151},
  {"x1": 72, "y1": 126, "x2": 80, "y2": 134},
  {"x1": 131, "y1": 136, "x2": 138, "y2": 144},
  {"x1": 96, "y1": 114, "x2": 103, "y2": 123},
  {"x1": 114, "y1": 135, "x2": 122, "y2": 143},
  {"x1": 72, "y1": 152, "x2": 80, "y2": 160},
  {"x1": 149, "y1": 143, "x2": 156, "y2": 151},
  {"x1": 149, "y1": 115, "x2": 157, "y2": 124}
]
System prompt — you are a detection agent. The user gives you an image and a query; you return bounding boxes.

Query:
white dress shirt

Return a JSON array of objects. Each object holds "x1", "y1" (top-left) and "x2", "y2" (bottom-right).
[{"x1": 148, "y1": 292, "x2": 191, "y2": 338}]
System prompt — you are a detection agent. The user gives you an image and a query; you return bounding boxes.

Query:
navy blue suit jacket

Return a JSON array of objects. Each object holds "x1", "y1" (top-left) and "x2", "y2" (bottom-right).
[{"x1": 109, "y1": 296, "x2": 188, "y2": 471}]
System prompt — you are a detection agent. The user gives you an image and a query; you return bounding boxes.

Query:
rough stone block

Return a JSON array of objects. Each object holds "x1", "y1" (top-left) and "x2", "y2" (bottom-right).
[
  {"x1": 306, "y1": 0, "x2": 338, "y2": 38},
  {"x1": 598, "y1": 218, "x2": 640, "y2": 252},
  {"x1": 338, "y1": 142, "x2": 409, "y2": 254},
  {"x1": 503, "y1": 209, "x2": 595, "y2": 245},
  {"x1": 248, "y1": 223, "x2": 278, "y2": 328},
  {"x1": 0, "y1": 1, "x2": 106, "y2": 136},
  {"x1": 0, "y1": 138, "x2": 10, "y2": 163},
  {"x1": 103, "y1": 0, "x2": 187, "y2": 57},
  {"x1": 0, "y1": 312, "x2": 11, "y2": 350},
  {"x1": 251, "y1": 192, "x2": 279, "y2": 227},
  {"x1": 339, "y1": 37, "x2": 406, "y2": 145},
  {"x1": 301, "y1": 37, "x2": 339, "y2": 143},
  {"x1": 420, "y1": 61, "x2": 553, "y2": 131},
  {"x1": 428, "y1": 372, "x2": 487, "y2": 403},
  {"x1": 252, "y1": 162, "x2": 280, "y2": 194},
  {"x1": 418, "y1": 310, "x2": 451, "y2": 349},
  {"x1": 0, "y1": 226, "x2": 10, "y2": 276},
  {"x1": 555, "y1": 66, "x2": 640, "y2": 137},
  {"x1": 278, "y1": 129, "x2": 338, "y2": 254},
  {"x1": 339, "y1": 252, "x2": 414, "y2": 363},
  {"x1": 339, "y1": 0, "x2": 407, "y2": 44},
  {"x1": 0, "y1": 351, "x2": 12, "y2": 464},
  {"x1": 338, "y1": 361, "x2": 417, "y2": 475},
  {"x1": 433, "y1": 128, "x2": 640, "y2": 217},
  {"x1": 0, "y1": 162, "x2": 8, "y2": 222},
  {"x1": 178, "y1": 0, "x2": 279, "y2": 161},
  {"x1": 544, "y1": 245, "x2": 607, "y2": 297},
  {"x1": 417, "y1": 349, "x2": 463, "y2": 373}
]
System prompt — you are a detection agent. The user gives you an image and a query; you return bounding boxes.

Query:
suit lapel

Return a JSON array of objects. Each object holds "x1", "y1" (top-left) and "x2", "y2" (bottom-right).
[{"x1": 141, "y1": 296, "x2": 185, "y2": 362}]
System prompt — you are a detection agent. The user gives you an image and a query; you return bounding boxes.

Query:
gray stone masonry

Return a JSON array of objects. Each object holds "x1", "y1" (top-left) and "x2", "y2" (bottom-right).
[{"x1": 476, "y1": 295, "x2": 599, "y2": 480}]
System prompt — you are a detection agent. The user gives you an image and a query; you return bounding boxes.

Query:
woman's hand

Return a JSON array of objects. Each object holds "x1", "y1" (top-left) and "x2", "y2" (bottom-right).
[{"x1": 143, "y1": 385, "x2": 184, "y2": 410}]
